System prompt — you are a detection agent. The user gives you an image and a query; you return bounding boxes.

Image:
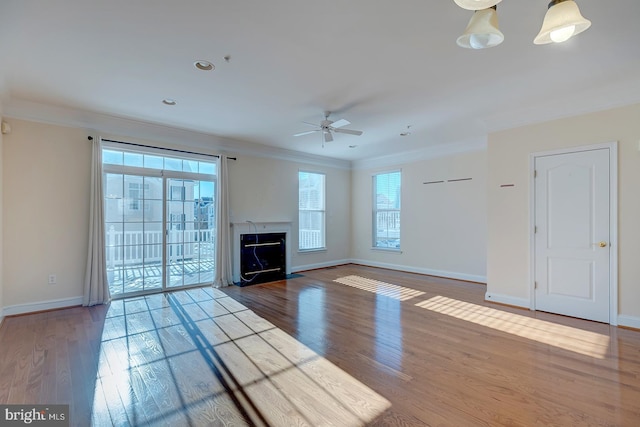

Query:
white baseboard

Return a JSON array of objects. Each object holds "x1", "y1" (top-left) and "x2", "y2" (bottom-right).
[
  {"x1": 349, "y1": 259, "x2": 487, "y2": 283},
  {"x1": 2, "y1": 296, "x2": 84, "y2": 317},
  {"x1": 292, "y1": 259, "x2": 351, "y2": 273},
  {"x1": 484, "y1": 292, "x2": 530, "y2": 309},
  {"x1": 618, "y1": 314, "x2": 640, "y2": 330}
]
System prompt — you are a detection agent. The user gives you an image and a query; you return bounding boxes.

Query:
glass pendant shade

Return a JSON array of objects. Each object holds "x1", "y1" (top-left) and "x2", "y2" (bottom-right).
[
  {"x1": 457, "y1": 8, "x2": 504, "y2": 49},
  {"x1": 534, "y1": 0, "x2": 591, "y2": 45},
  {"x1": 454, "y1": 0, "x2": 502, "y2": 11}
]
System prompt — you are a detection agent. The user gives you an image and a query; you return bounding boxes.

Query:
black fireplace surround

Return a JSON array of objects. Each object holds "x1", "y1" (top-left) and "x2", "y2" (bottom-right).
[{"x1": 238, "y1": 232, "x2": 286, "y2": 286}]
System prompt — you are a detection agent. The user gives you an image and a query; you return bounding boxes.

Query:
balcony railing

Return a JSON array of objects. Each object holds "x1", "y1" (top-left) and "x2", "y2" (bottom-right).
[
  {"x1": 106, "y1": 226, "x2": 215, "y2": 266},
  {"x1": 375, "y1": 210, "x2": 400, "y2": 248}
]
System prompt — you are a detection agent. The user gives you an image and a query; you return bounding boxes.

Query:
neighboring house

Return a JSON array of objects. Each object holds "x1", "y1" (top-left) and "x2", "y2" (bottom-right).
[
  {"x1": 195, "y1": 196, "x2": 214, "y2": 230},
  {"x1": 104, "y1": 175, "x2": 197, "y2": 265}
]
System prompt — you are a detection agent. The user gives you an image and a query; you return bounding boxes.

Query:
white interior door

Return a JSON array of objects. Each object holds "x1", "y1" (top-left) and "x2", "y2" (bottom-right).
[{"x1": 534, "y1": 148, "x2": 610, "y2": 323}]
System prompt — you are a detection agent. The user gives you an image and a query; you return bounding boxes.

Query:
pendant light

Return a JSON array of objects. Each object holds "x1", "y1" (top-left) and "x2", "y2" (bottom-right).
[
  {"x1": 454, "y1": 0, "x2": 502, "y2": 11},
  {"x1": 534, "y1": 0, "x2": 591, "y2": 45},
  {"x1": 456, "y1": 6, "x2": 504, "y2": 49}
]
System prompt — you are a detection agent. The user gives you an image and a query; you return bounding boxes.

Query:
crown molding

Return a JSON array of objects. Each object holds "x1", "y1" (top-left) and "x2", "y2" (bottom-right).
[
  {"x1": 3, "y1": 98, "x2": 352, "y2": 170},
  {"x1": 4, "y1": 98, "x2": 495, "y2": 172},
  {"x1": 483, "y1": 76, "x2": 640, "y2": 134},
  {"x1": 352, "y1": 137, "x2": 487, "y2": 170}
]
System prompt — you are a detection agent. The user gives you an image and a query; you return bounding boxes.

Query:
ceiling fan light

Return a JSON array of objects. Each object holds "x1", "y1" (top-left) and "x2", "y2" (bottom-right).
[
  {"x1": 456, "y1": 7, "x2": 504, "y2": 49},
  {"x1": 534, "y1": 0, "x2": 591, "y2": 45},
  {"x1": 454, "y1": 0, "x2": 502, "y2": 11}
]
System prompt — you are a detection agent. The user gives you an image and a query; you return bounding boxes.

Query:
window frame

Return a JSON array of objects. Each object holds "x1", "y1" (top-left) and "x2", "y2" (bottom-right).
[
  {"x1": 101, "y1": 142, "x2": 218, "y2": 297},
  {"x1": 298, "y1": 170, "x2": 326, "y2": 252},
  {"x1": 372, "y1": 170, "x2": 401, "y2": 251}
]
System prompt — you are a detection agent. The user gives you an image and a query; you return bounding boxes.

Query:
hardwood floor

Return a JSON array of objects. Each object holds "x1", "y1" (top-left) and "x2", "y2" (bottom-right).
[{"x1": 1, "y1": 264, "x2": 639, "y2": 426}]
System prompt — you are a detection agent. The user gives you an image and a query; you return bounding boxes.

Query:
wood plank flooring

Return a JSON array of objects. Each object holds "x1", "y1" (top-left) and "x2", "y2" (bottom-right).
[{"x1": 1, "y1": 264, "x2": 640, "y2": 426}]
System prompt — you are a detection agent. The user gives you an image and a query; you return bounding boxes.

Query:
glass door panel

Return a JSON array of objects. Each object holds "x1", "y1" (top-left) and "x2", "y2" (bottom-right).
[
  {"x1": 105, "y1": 173, "x2": 165, "y2": 296},
  {"x1": 166, "y1": 178, "x2": 215, "y2": 289},
  {"x1": 196, "y1": 180, "x2": 216, "y2": 284},
  {"x1": 167, "y1": 178, "x2": 185, "y2": 288},
  {"x1": 104, "y1": 154, "x2": 217, "y2": 297}
]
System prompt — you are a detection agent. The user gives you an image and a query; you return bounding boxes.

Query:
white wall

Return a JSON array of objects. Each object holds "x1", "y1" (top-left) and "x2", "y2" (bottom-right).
[
  {"x1": 0, "y1": 106, "x2": 4, "y2": 325},
  {"x1": 487, "y1": 103, "x2": 640, "y2": 326},
  {"x1": 2, "y1": 119, "x2": 91, "y2": 310},
  {"x1": 1, "y1": 119, "x2": 351, "y2": 311},
  {"x1": 227, "y1": 155, "x2": 351, "y2": 270},
  {"x1": 351, "y1": 149, "x2": 487, "y2": 282}
]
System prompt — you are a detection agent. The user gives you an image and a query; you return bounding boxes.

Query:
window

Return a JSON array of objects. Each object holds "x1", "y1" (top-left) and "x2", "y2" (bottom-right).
[
  {"x1": 373, "y1": 171, "x2": 401, "y2": 249},
  {"x1": 299, "y1": 171, "x2": 326, "y2": 250}
]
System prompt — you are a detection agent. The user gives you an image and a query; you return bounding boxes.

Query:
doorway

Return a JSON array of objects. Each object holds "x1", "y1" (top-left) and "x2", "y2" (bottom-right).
[
  {"x1": 532, "y1": 143, "x2": 617, "y2": 323},
  {"x1": 103, "y1": 147, "x2": 217, "y2": 297}
]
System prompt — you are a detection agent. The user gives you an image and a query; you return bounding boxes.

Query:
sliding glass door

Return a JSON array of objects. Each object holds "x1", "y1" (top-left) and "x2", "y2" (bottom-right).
[
  {"x1": 103, "y1": 147, "x2": 217, "y2": 297},
  {"x1": 166, "y1": 178, "x2": 215, "y2": 288}
]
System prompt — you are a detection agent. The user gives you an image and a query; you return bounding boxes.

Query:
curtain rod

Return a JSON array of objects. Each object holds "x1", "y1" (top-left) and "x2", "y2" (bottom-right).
[{"x1": 89, "y1": 136, "x2": 237, "y2": 160}]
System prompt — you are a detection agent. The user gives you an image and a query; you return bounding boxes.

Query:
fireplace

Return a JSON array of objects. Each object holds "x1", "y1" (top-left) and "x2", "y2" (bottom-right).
[
  {"x1": 232, "y1": 222, "x2": 292, "y2": 284},
  {"x1": 239, "y1": 232, "x2": 286, "y2": 285}
]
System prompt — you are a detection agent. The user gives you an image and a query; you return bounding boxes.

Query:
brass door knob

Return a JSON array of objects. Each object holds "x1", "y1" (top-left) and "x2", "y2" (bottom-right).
[{"x1": 599, "y1": 241, "x2": 607, "y2": 248}]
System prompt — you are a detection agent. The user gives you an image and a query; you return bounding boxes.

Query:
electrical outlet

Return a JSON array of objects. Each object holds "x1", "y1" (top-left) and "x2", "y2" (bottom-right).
[{"x1": 48, "y1": 274, "x2": 57, "y2": 285}]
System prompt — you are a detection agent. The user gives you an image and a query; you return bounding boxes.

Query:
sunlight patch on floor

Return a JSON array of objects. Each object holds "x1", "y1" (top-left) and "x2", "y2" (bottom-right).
[
  {"x1": 415, "y1": 296, "x2": 611, "y2": 359},
  {"x1": 93, "y1": 288, "x2": 390, "y2": 426},
  {"x1": 334, "y1": 275, "x2": 425, "y2": 301}
]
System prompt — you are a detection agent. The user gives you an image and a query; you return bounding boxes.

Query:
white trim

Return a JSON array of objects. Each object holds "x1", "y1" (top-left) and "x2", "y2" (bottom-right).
[
  {"x1": 292, "y1": 259, "x2": 351, "y2": 273},
  {"x1": 2, "y1": 296, "x2": 84, "y2": 317},
  {"x1": 483, "y1": 81, "x2": 640, "y2": 135},
  {"x1": 529, "y1": 141, "x2": 618, "y2": 325},
  {"x1": 297, "y1": 248, "x2": 327, "y2": 254},
  {"x1": 3, "y1": 99, "x2": 352, "y2": 170},
  {"x1": 352, "y1": 137, "x2": 487, "y2": 170},
  {"x1": 609, "y1": 143, "x2": 619, "y2": 326},
  {"x1": 484, "y1": 293, "x2": 530, "y2": 309},
  {"x1": 370, "y1": 247, "x2": 402, "y2": 253},
  {"x1": 349, "y1": 259, "x2": 486, "y2": 283},
  {"x1": 528, "y1": 154, "x2": 536, "y2": 311},
  {"x1": 617, "y1": 315, "x2": 640, "y2": 330}
]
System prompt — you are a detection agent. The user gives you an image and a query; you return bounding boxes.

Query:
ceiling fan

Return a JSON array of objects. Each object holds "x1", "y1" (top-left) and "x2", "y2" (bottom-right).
[{"x1": 294, "y1": 111, "x2": 363, "y2": 146}]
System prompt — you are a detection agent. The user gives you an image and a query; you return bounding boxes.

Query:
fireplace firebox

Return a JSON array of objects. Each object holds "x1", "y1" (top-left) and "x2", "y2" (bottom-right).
[{"x1": 239, "y1": 232, "x2": 286, "y2": 286}]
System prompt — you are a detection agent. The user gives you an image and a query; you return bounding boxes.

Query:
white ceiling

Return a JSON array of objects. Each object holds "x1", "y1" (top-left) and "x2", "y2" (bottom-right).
[{"x1": 1, "y1": 0, "x2": 639, "y2": 162}]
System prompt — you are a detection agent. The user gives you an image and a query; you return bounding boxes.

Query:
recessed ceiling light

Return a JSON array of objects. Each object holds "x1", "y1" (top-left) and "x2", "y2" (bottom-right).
[
  {"x1": 162, "y1": 99, "x2": 177, "y2": 106},
  {"x1": 194, "y1": 60, "x2": 214, "y2": 71}
]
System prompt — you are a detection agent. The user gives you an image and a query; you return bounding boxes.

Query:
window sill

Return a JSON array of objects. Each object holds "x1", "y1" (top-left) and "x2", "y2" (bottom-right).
[
  {"x1": 371, "y1": 247, "x2": 402, "y2": 253},
  {"x1": 298, "y1": 248, "x2": 327, "y2": 254}
]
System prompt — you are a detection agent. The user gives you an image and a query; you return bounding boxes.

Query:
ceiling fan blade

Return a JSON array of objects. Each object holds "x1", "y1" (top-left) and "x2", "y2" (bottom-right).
[
  {"x1": 330, "y1": 119, "x2": 350, "y2": 129},
  {"x1": 324, "y1": 131, "x2": 333, "y2": 143},
  {"x1": 294, "y1": 130, "x2": 320, "y2": 137},
  {"x1": 302, "y1": 121, "x2": 319, "y2": 127},
  {"x1": 332, "y1": 128, "x2": 363, "y2": 136}
]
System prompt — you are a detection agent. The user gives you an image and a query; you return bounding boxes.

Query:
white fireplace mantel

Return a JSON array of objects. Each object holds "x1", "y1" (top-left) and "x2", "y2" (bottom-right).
[{"x1": 231, "y1": 221, "x2": 292, "y2": 284}]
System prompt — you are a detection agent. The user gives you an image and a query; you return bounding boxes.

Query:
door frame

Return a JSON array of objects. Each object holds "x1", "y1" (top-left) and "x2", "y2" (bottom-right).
[{"x1": 529, "y1": 142, "x2": 618, "y2": 325}]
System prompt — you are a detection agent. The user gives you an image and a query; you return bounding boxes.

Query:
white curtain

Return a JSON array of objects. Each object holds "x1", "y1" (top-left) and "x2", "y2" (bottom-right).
[
  {"x1": 83, "y1": 137, "x2": 110, "y2": 306},
  {"x1": 213, "y1": 155, "x2": 233, "y2": 288}
]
